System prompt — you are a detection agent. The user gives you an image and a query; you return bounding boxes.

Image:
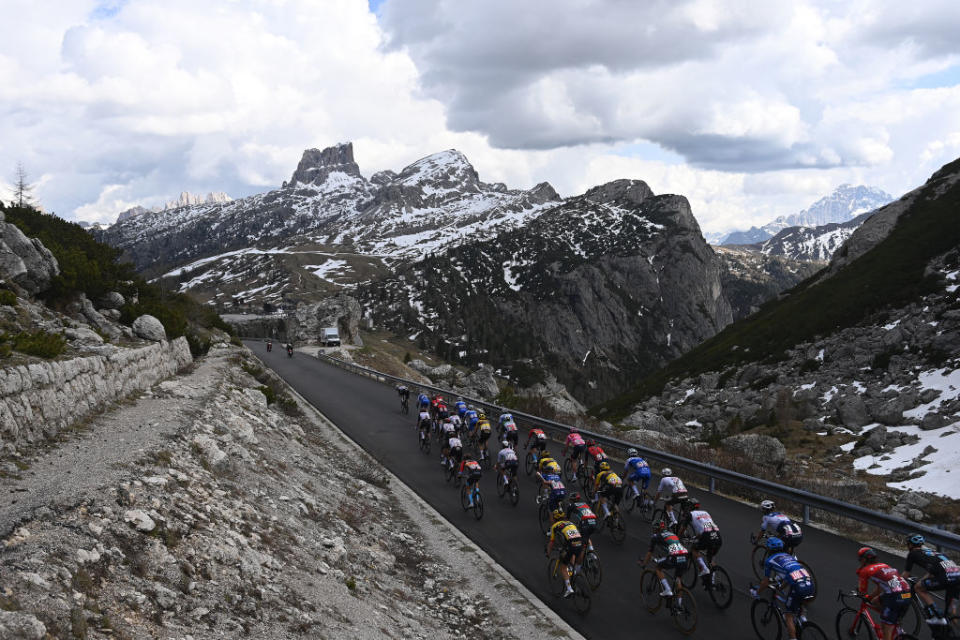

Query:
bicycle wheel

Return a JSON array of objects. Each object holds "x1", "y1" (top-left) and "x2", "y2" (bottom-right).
[
  {"x1": 893, "y1": 633, "x2": 918, "y2": 640},
  {"x1": 651, "y1": 508, "x2": 666, "y2": 529},
  {"x1": 496, "y1": 473, "x2": 506, "y2": 497},
  {"x1": 423, "y1": 434, "x2": 431, "y2": 454},
  {"x1": 538, "y1": 502, "x2": 551, "y2": 534},
  {"x1": 640, "y1": 569, "x2": 663, "y2": 613},
  {"x1": 572, "y1": 574, "x2": 592, "y2": 615},
  {"x1": 460, "y1": 484, "x2": 471, "y2": 511},
  {"x1": 583, "y1": 551, "x2": 602, "y2": 590},
  {"x1": 445, "y1": 462, "x2": 455, "y2": 483},
  {"x1": 546, "y1": 558, "x2": 565, "y2": 597},
  {"x1": 707, "y1": 566, "x2": 733, "y2": 610},
  {"x1": 563, "y1": 458, "x2": 575, "y2": 483},
  {"x1": 639, "y1": 494, "x2": 655, "y2": 523},
  {"x1": 798, "y1": 620, "x2": 828, "y2": 640},
  {"x1": 608, "y1": 511, "x2": 626, "y2": 545},
  {"x1": 751, "y1": 545, "x2": 768, "y2": 580},
  {"x1": 898, "y1": 597, "x2": 921, "y2": 636},
  {"x1": 673, "y1": 587, "x2": 698, "y2": 636},
  {"x1": 835, "y1": 607, "x2": 872, "y2": 639},
  {"x1": 623, "y1": 488, "x2": 637, "y2": 513},
  {"x1": 473, "y1": 492, "x2": 484, "y2": 520},
  {"x1": 681, "y1": 559, "x2": 698, "y2": 589},
  {"x1": 508, "y1": 478, "x2": 520, "y2": 506},
  {"x1": 750, "y1": 597, "x2": 783, "y2": 640},
  {"x1": 525, "y1": 452, "x2": 535, "y2": 476}
]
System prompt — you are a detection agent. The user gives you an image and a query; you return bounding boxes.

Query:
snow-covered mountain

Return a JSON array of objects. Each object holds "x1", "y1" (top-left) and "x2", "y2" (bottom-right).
[
  {"x1": 755, "y1": 210, "x2": 873, "y2": 262},
  {"x1": 721, "y1": 184, "x2": 892, "y2": 245}
]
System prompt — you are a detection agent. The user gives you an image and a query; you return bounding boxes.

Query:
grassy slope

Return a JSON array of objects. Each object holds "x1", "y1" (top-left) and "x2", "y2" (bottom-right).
[{"x1": 600, "y1": 157, "x2": 960, "y2": 419}]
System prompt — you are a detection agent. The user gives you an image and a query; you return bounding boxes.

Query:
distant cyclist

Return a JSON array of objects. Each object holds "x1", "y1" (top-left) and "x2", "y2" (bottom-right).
[
  {"x1": 751, "y1": 537, "x2": 815, "y2": 640},
  {"x1": 856, "y1": 547, "x2": 911, "y2": 640},
  {"x1": 396, "y1": 384, "x2": 409, "y2": 407},
  {"x1": 439, "y1": 419, "x2": 457, "y2": 465},
  {"x1": 417, "y1": 392, "x2": 430, "y2": 413},
  {"x1": 536, "y1": 457, "x2": 566, "y2": 510},
  {"x1": 418, "y1": 408, "x2": 431, "y2": 434},
  {"x1": 495, "y1": 441, "x2": 519, "y2": 486},
  {"x1": 464, "y1": 407, "x2": 479, "y2": 436},
  {"x1": 458, "y1": 454, "x2": 483, "y2": 507},
  {"x1": 586, "y1": 439, "x2": 607, "y2": 477},
  {"x1": 623, "y1": 448, "x2": 652, "y2": 504},
  {"x1": 903, "y1": 533, "x2": 959, "y2": 627},
  {"x1": 525, "y1": 427, "x2": 548, "y2": 456},
  {"x1": 653, "y1": 468, "x2": 688, "y2": 528},
  {"x1": 640, "y1": 519, "x2": 690, "y2": 597},
  {"x1": 756, "y1": 500, "x2": 803, "y2": 553},
  {"x1": 566, "y1": 492, "x2": 598, "y2": 554},
  {"x1": 435, "y1": 401, "x2": 449, "y2": 422},
  {"x1": 446, "y1": 433, "x2": 463, "y2": 470},
  {"x1": 592, "y1": 461, "x2": 623, "y2": 521},
  {"x1": 562, "y1": 428, "x2": 586, "y2": 476},
  {"x1": 677, "y1": 498, "x2": 722, "y2": 582},
  {"x1": 455, "y1": 399, "x2": 468, "y2": 419},
  {"x1": 497, "y1": 413, "x2": 519, "y2": 448},
  {"x1": 475, "y1": 415, "x2": 493, "y2": 461}
]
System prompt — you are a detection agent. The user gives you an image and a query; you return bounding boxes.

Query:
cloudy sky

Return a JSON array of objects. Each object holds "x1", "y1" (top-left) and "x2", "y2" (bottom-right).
[{"x1": 2, "y1": 0, "x2": 959, "y2": 237}]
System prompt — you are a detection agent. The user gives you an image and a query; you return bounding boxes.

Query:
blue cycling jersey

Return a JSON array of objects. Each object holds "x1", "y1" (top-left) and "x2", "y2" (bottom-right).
[
  {"x1": 455, "y1": 401, "x2": 467, "y2": 415},
  {"x1": 465, "y1": 411, "x2": 479, "y2": 429},
  {"x1": 418, "y1": 394, "x2": 430, "y2": 407},
  {"x1": 764, "y1": 552, "x2": 812, "y2": 587},
  {"x1": 624, "y1": 457, "x2": 651, "y2": 476}
]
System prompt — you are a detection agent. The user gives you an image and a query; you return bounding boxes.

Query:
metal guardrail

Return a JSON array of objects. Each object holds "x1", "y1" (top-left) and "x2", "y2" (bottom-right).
[{"x1": 315, "y1": 351, "x2": 960, "y2": 552}]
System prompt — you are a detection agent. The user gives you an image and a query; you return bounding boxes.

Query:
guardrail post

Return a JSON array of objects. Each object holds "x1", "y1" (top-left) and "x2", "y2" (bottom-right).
[
  {"x1": 708, "y1": 476, "x2": 715, "y2": 494},
  {"x1": 802, "y1": 504, "x2": 811, "y2": 525}
]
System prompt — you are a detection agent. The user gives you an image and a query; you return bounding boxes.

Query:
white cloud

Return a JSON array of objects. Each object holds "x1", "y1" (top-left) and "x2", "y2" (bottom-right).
[{"x1": 0, "y1": 0, "x2": 958, "y2": 237}]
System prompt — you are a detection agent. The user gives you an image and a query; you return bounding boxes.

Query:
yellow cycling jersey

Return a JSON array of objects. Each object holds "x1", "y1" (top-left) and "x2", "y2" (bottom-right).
[
  {"x1": 595, "y1": 470, "x2": 623, "y2": 490},
  {"x1": 550, "y1": 521, "x2": 582, "y2": 545},
  {"x1": 538, "y1": 456, "x2": 557, "y2": 473},
  {"x1": 477, "y1": 420, "x2": 492, "y2": 433}
]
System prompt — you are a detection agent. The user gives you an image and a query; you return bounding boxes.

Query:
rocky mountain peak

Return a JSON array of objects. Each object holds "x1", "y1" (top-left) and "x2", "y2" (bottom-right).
[
  {"x1": 288, "y1": 142, "x2": 362, "y2": 187},
  {"x1": 526, "y1": 181, "x2": 561, "y2": 204},
  {"x1": 163, "y1": 192, "x2": 233, "y2": 211},
  {"x1": 583, "y1": 179, "x2": 653, "y2": 207},
  {"x1": 116, "y1": 205, "x2": 152, "y2": 223},
  {"x1": 397, "y1": 149, "x2": 480, "y2": 192}
]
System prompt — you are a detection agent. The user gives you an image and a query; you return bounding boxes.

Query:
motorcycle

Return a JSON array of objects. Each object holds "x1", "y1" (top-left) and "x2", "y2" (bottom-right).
[
  {"x1": 266, "y1": 341, "x2": 272, "y2": 352},
  {"x1": 286, "y1": 345, "x2": 293, "y2": 358}
]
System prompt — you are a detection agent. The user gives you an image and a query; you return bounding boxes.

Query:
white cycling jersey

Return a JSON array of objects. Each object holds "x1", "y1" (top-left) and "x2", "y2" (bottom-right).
[
  {"x1": 657, "y1": 476, "x2": 687, "y2": 497},
  {"x1": 448, "y1": 437, "x2": 462, "y2": 449},
  {"x1": 688, "y1": 509, "x2": 719, "y2": 535},
  {"x1": 761, "y1": 513, "x2": 800, "y2": 535},
  {"x1": 498, "y1": 448, "x2": 518, "y2": 464},
  {"x1": 419, "y1": 411, "x2": 430, "y2": 422},
  {"x1": 449, "y1": 414, "x2": 462, "y2": 427},
  {"x1": 440, "y1": 422, "x2": 455, "y2": 436}
]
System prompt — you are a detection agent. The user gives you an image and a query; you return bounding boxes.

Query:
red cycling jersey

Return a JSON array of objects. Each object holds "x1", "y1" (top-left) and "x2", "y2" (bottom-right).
[
  {"x1": 459, "y1": 460, "x2": 482, "y2": 474},
  {"x1": 857, "y1": 562, "x2": 909, "y2": 595},
  {"x1": 526, "y1": 429, "x2": 547, "y2": 446},
  {"x1": 587, "y1": 444, "x2": 605, "y2": 461}
]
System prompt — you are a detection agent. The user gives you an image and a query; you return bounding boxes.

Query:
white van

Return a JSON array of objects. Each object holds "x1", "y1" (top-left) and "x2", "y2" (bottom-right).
[{"x1": 321, "y1": 327, "x2": 341, "y2": 347}]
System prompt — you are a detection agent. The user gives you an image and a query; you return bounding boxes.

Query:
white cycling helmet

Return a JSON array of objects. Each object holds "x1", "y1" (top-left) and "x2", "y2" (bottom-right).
[
  {"x1": 627, "y1": 448, "x2": 638, "y2": 457},
  {"x1": 760, "y1": 500, "x2": 775, "y2": 512},
  {"x1": 661, "y1": 467, "x2": 672, "y2": 476},
  {"x1": 501, "y1": 440, "x2": 509, "y2": 448}
]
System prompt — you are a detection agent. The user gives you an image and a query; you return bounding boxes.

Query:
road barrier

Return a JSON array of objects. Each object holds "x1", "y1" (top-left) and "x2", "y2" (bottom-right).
[{"x1": 315, "y1": 352, "x2": 960, "y2": 552}]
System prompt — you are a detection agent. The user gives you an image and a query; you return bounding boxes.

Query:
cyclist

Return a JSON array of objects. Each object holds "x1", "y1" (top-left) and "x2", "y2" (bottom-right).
[
  {"x1": 417, "y1": 411, "x2": 431, "y2": 447},
  {"x1": 653, "y1": 467, "x2": 688, "y2": 528},
  {"x1": 525, "y1": 427, "x2": 548, "y2": 457},
  {"x1": 677, "y1": 498, "x2": 722, "y2": 582},
  {"x1": 903, "y1": 533, "x2": 959, "y2": 626},
  {"x1": 266, "y1": 339, "x2": 272, "y2": 352},
  {"x1": 623, "y1": 448, "x2": 652, "y2": 503},
  {"x1": 435, "y1": 400, "x2": 450, "y2": 422},
  {"x1": 464, "y1": 407, "x2": 479, "y2": 437},
  {"x1": 562, "y1": 428, "x2": 587, "y2": 476},
  {"x1": 448, "y1": 412, "x2": 462, "y2": 436},
  {"x1": 446, "y1": 432, "x2": 463, "y2": 472},
  {"x1": 640, "y1": 519, "x2": 690, "y2": 597},
  {"x1": 750, "y1": 537, "x2": 815, "y2": 640},
  {"x1": 417, "y1": 392, "x2": 430, "y2": 413},
  {"x1": 429, "y1": 394, "x2": 443, "y2": 421},
  {"x1": 495, "y1": 440, "x2": 519, "y2": 487},
  {"x1": 497, "y1": 414, "x2": 519, "y2": 449},
  {"x1": 856, "y1": 547, "x2": 912, "y2": 640},
  {"x1": 546, "y1": 509, "x2": 583, "y2": 598},
  {"x1": 536, "y1": 457, "x2": 566, "y2": 510},
  {"x1": 455, "y1": 398, "x2": 468, "y2": 420},
  {"x1": 756, "y1": 500, "x2": 803, "y2": 553},
  {"x1": 475, "y1": 415, "x2": 493, "y2": 462},
  {"x1": 566, "y1": 492, "x2": 598, "y2": 555},
  {"x1": 458, "y1": 454, "x2": 483, "y2": 506},
  {"x1": 592, "y1": 461, "x2": 623, "y2": 521},
  {"x1": 439, "y1": 418, "x2": 457, "y2": 464},
  {"x1": 418, "y1": 407, "x2": 431, "y2": 433},
  {"x1": 396, "y1": 384, "x2": 409, "y2": 407},
  {"x1": 586, "y1": 439, "x2": 607, "y2": 477}
]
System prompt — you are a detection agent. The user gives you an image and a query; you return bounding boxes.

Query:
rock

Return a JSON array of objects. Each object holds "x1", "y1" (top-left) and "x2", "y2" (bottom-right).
[
  {"x1": 64, "y1": 326, "x2": 104, "y2": 345},
  {"x1": 836, "y1": 395, "x2": 870, "y2": 428},
  {"x1": 515, "y1": 375, "x2": 586, "y2": 416},
  {"x1": 132, "y1": 315, "x2": 167, "y2": 342},
  {"x1": 285, "y1": 294, "x2": 362, "y2": 346},
  {"x1": 460, "y1": 365, "x2": 499, "y2": 400},
  {"x1": 123, "y1": 509, "x2": 157, "y2": 532},
  {"x1": 898, "y1": 491, "x2": 931, "y2": 510},
  {"x1": 152, "y1": 585, "x2": 179, "y2": 610},
  {"x1": 868, "y1": 397, "x2": 904, "y2": 426},
  {"x1": 99, "y1": 291, "x2": 125, "y2": 309},
  {"x1": 100, "y1": 308, "x2": 121, "y2": 321},
  {"x1": 0, "y1": 611, "x2": 46, "y2": 639},
  {"x1": 0, "y1": 221, "x2": 59, "y2": 295},
  {"x1": 863, "y1": 426, "x2": 888, "y2": 452},
  {"x1": 621, "y1": 410, "x2": 675, "y2": 435},
  {"x1": 191, "y1": 434, "x2": 229, "y2": 472},
  {"x1": 721, "y1": 433, "x2": 787, "y2": 467}
]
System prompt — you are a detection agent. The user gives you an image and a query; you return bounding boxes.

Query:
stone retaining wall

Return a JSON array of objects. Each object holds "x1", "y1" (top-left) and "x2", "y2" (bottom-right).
[{"x1": 0, "y1": 338, "x2": 192, "y2": 451}]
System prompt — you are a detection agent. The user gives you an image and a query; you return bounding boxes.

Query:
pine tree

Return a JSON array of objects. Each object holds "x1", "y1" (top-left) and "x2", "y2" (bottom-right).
[{"x1": 13, "y1": 162, "x2": 34, "y2": 208}]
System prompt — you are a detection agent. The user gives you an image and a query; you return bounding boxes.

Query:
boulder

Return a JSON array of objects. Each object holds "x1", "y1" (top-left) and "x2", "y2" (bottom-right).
[
  {"x1": 0, "y1": 611, "x2": 46, "y2": 640},
  {"x1": 0, "y1": 221, "x2": 59, "y2": 294},
  {"x1": 459, "y1": 365, "x2": 499, "y2": 399},
  {"x1": 123, "y1": 509, "x2": 157, "y2": 533},
  {"x1": 721, "y1": 433, "x2": 786, "y2": 467},
  {"x1": 837, "y1": 395, "x2": 870, "y2": 428},
  {"x1": 80, "y1": 294, "x2": 121, "y2": 340},
  {"x1": 863, "y1": 425, "x2": 888, "y2": 452},
  {"x1": 621, "y1": 410, "x2": 673, "y2": 434},
  {"x1": 868, "y1": 397, "x2": 905, "y2": 426},
  {"x1": 286, "y1": 294, "x2": 362, "y2": 345},
  {"x1": 64, "y1": 326, "x2": 104, "y2": 345},
  {"x1": 132, "y1": 315, "x2": 167, "y2": 342},
  {"x1": 99, "y1": 291, "x2": 125, "y2": 309}
]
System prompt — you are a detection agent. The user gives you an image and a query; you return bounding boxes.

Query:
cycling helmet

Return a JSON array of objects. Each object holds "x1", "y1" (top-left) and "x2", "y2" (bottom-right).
[
  {"x1": 654, "y1": 519, "x2": 668, "y2": 532},
  {"x1": 760, "y1": 500, "x2": 775, "y2": 513},
  {"x1": 569, "y1": 427, "x2": 578, "y2": 434},
  {"x1": 570, "y1": 492, "x2": 581, "y2": 502},
  {"x1": 541, "y1": 450, "x2": 551, "y2": 459},
  {"x1": 661, "y1": 467, "x2": 672, "y2": 477},
  {"x1": 858, "y1": 547, "x2": 877, "y2": 562},
  {"x1": 501, "y1": 440, "x2": 509, "y2": 448},
  {"x1": 478, "y1": 412, "x2": 486, "y2": 420},
  {"x1": 545, "y1": 461, "x2": 561, "y2": 474},
  {"x1": 627, "y1": 448, "x2": 638, "y2": 457},
  {"x1": 766, "y1": 537, "x2": 785, "y2": 552},
  {"x1": 907, "y1": 534, "x2": 925, "y2": 547},
  {"x1": 552, "y1": 508, "x2": 565, "y2": 522},
  {"x1": 599, "y1": 461, "x2": 611, "y2": 472}
]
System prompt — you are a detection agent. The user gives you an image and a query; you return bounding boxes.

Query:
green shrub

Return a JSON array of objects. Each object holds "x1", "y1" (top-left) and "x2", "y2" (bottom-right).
[
  {"x1": 0, "y1": 289, "x2": 16, "y2": 307},
  {"x1": 1, "y1": 330, "x2": 67, "y2": 358},
  {"x1": 258, "y1": 385, "x2": 276, "y2": 405}
]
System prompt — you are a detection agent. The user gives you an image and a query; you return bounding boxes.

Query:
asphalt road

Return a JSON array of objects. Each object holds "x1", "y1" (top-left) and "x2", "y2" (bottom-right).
[{"x1": 248, "y1": 341, "x2": 925, "y2": 640}]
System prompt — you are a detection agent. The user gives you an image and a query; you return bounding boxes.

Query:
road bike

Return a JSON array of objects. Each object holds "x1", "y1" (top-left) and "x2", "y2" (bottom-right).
[
  {"x1": 680, "y1": 557, "x2": 733, "y2": 609},
  {"x1": 835, "y1": 590, "x2": 919, "y2": 640},
  {"x1": 750, "y1": 534, "x2": 818, "y2": 600},
  {"x1": 623, "y1": 484, "x2": 655, "y2": 521},
  {"x1": 749, "y1": 581, "x2": 826, "y2": 639},
  {"x1": 546, "y1": 549, "x2": 591, "y2": 614},
  {"x1": 418, "y1": 425, "x2": 431, "y2": 454},
  {"x1": 639, "y1": 565, "x2": 698, "y2": 635},
  {"x1": 563, "y1": 451, "x2": 586, "y2": 484},
  {"x1": 399, "y1": 394, "x2": 409, "y2": 415},
  {"x1": 594, "y1": 497, "x2": 626, "y2": 545},
  {"x1": 460, "y1": 481, "x2": 484, "y2": 520},
  {"x1": 582, "y1": 547, "x2": 602, "y2": 590},
  {"x1": 445, "y1": 458, "x2": 461, "y2": 486},
  {"x1": 901, "y1": 577, "x2": 959, "y2": 638},
  {"x1": 496, "y1": 467, "x2": 520, "y2": 506},
  {"x1": 524, "y1": 448, "x2": 541, "y2": 476}
]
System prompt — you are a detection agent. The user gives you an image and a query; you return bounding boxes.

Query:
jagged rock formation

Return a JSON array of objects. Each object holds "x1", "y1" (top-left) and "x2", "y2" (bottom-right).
[
  {"x1": 714, "y1": 247, "x2": 822, "y2": 319},
  {"x1": 0, "y1": 211, "x2": 59, "y2": 295},
  {"x1": 359, "y1": 180, "x2": 733, "y2": 402},
  {"x1": 285, "y1": 294, "x2": 363, "y2": 345}
]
